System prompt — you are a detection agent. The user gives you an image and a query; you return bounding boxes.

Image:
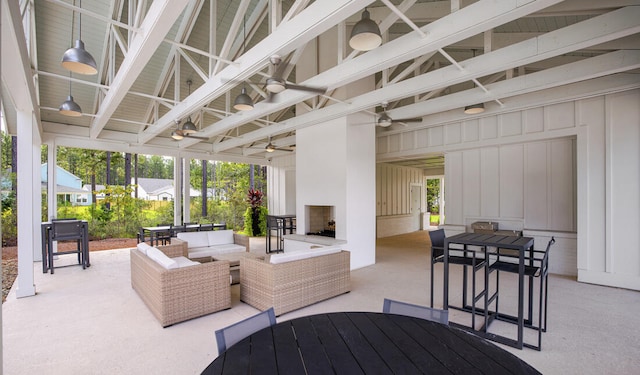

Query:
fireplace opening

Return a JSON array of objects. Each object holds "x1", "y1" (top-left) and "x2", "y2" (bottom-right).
[{"x1": 305, "y1": 205, "x2": 336, "y2": 238}]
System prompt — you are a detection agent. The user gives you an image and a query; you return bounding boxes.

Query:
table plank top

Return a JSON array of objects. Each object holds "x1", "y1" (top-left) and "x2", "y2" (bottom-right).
[{"x1": 203, "y1": 312, "x2": 540, "y2": 374}]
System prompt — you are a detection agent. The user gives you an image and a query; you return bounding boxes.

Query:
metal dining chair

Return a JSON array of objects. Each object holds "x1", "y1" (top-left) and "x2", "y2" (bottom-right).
[
  {"x1": 215, "y1": 307, "x2": 277, "y2": 355},
  {"x1": 383, "y1": 298, "x2": 448, "y2": 325},
  {"x1": 429, "y1": 229, "x2": 485, "y2": 311},
  {"x1": 488, "y1": 237, "x2": 555, "y2": 350},
  {"x1": 154, "y1": 224, "x2": 172, "y2": 245},
  {"x1": 47, "y1": 220, "x2": 86, "y2": 274}
]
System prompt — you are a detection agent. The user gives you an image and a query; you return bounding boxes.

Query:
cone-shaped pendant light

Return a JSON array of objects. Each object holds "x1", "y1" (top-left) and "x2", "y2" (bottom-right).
[
  {"x1": 349, "y1": 9, "x2": 382, "y2": 51},
  {"x1": 61, "y1": 0, "x2": 97, "y2": 75},
  {"x1": 59, "y1": 75, "x2": 82, "y2": 117}
]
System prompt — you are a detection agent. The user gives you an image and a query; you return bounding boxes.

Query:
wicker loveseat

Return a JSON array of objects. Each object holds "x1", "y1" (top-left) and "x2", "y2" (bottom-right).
[
  {"x1": 240, "y1": 249, "x2": 350, "y2": 316},
  {"x1": 130, "y1": 241, "x2": 231, "y2": 327}
]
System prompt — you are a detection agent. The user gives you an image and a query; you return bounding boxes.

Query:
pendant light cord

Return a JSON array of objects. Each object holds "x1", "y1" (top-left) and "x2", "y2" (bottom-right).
[
  {"x1": 242, "y1": 15, "x2": 247, "y2": 91},
  {"x1": 70, "y1": 0, "x2": 75, "y2": 45},
  {"x1": 78, "y1": 0, "x2": 82, "y2": 40}
]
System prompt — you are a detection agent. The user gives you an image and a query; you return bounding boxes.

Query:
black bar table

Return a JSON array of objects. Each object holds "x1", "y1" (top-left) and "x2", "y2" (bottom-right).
[
  {"x1": 443, "y1": 232, "x2": 535, "y2": 349},
  {"x1": 203, "y1": 312, "x2": 540, "y2": 374}
]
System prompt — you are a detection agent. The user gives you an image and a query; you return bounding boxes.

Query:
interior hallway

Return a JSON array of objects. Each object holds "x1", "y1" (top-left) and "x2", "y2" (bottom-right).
[{"x1": 2, "y1": 231, "x2": 639, "y2": 374}]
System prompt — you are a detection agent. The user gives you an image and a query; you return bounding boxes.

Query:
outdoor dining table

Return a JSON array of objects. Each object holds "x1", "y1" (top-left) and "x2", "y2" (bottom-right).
[
  {"x1": 202, "y1": 311, "x2": 540, "y2": 374},
  {"x1": 443, "y1": 232, "x2": 535, "y2": 349},
  {"x1": 141, "y1": 223, "x2": 226, "y2": 246}
]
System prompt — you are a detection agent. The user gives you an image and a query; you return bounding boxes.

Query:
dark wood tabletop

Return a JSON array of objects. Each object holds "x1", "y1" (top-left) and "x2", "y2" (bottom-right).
[{"x1": 202, "y1": 311, "x2": 540, "y2": 374}]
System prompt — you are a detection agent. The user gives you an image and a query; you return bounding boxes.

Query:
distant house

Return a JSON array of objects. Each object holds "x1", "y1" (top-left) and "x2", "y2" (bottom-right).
[
  {"x1": 41, "y1": 163, "x2": 91, "y2": 206},
  {"x1": 81, "y1": 184, "x2": 106, "y2": 205},
  {"x1": 134, "y1": 178, "x2": 200, "y2": 201}
]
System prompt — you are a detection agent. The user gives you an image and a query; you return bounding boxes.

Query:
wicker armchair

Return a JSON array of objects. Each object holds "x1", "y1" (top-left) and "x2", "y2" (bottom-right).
[
  {"x1": 240, "y1": 250, "x2": 350, "y2": 316},
  {"x1": 130, "y1": 241, "x2": 231, "y2": 327}
]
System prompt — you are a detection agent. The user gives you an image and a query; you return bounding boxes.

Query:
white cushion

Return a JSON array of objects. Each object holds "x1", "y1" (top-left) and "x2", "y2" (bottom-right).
[
  {"x1": 283, "y1": 239, "x2": 313, "y2": 252},
  {"x1": 211, "y1": 244, "x2": 246, "y2": 254},
  {"x1": 177, "y1": 232, "x2": 210, "y2": 248},
  {"x1": 146, "y1": 247, "x2": 178, "y2": 269},
  {"x1": 188, "y1": 244, "x2": 245, "y2": 259},
  {"x1": 269, "y1": 246, "x2": 342, "y2": 264},
  {"x1": 173, "y1": 256, "x2": 200, "y2": 268},
  {"x1": 207, "y1": 230, "x2": 234, "y2": 246},
  {"x1": 136, "y1": 242, "x2": 151, "y2": 255}
]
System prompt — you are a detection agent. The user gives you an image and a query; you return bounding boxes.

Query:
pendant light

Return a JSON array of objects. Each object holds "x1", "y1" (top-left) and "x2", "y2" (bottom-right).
[
  {"x1": 59, "y1": 74, "x2": 82, "y2": 117},
  {"x1": 349, "y1": 9, "x2": 382, "y2": 51},
  {"x1": 61, "y1": 0, "x2": 97, "y2": 75},
  {"x1": 464, "y1": 103, "x2": 485, "y2": 114},
  {"x1": 181, "y1": 80, "x2": 197, "y2": 134},
  {"x1": 234, "y1": 87, "x2": 254, "y2": 111},
  {"x1": 234, "y1": 16, "x2": 254, "y2": 111}
]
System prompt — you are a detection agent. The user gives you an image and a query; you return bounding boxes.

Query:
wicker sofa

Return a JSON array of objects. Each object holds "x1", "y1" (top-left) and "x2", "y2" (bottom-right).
[
  {"x1": 173, "y1": 230, "x2": 249, "y2": 259},
  {"x1": 130, "y1": 241, "x2": 231, "y2": 327},
  {"x1": 240, "y1": 249, "x2": 350, "y2": 316}
]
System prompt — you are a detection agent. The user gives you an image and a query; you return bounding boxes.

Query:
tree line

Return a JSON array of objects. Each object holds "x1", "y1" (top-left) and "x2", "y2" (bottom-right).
[{"x1": 1, "y1": 133, "x2": 267, "y2": 242}]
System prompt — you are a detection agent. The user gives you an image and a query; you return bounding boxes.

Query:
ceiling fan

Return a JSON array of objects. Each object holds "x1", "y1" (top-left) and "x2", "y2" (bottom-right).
[
  {"x1": 263, "y1": 55, "x2": 326, "y2": 101},
  {"x1": 265, "y1": 136, "x2": 294, "y2": 153},
  {"x1": 376, "y1": 101, "x2": 422, "y2": 128},
  {"x1": 171, "y1": 119, "x2": 209, "y2": 141}
]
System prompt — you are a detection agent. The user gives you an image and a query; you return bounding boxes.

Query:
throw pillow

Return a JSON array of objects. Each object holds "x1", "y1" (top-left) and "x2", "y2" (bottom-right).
[
  {"x1": 146, "y1": 247, "x2": 178, "y2": 269},
  {"x1": 136, "y1": 242, "x2": 152, "y2": 255}
]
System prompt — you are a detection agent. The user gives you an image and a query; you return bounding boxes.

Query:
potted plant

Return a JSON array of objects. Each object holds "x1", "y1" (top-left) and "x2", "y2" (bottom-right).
[{"x1": 246, "y1": 188, "x2": 264, "y2": 236}]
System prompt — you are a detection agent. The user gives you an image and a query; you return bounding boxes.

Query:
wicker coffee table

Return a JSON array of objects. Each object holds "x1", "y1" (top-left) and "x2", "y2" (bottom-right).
[{"x1": 212, "y1": 252, "x2": 264, "y2": 284}]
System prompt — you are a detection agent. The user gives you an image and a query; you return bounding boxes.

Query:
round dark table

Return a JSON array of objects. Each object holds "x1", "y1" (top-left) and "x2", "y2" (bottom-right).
[{"x1": 202, "y1": 311, "x2": 540, "y2": 374}]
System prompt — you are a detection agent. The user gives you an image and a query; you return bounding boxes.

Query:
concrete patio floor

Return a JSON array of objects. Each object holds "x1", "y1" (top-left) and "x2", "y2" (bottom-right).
[{"x1": 3, "y1": 231, "x2": 640, "y2": 374}]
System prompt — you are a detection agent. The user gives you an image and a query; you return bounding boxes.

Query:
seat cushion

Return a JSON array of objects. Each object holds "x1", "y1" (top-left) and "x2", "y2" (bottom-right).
[
  {"x1": 177, "y1": 232, "x2": 210, "y2": 248},
  {"x1": 146, "y1": 247, "x2": 178, "y2": 269},
  {"x1": 269, "y1": 246, "x2": 342, "y2": 264},
  {"x1": 188, "y1": 244, "x2": 245, "y2": 258},
  {"x1": 173, "y1": 256, "x2": 200, "y2": 268},
  {"x1": 207, "y1": 230, "x2": 235, "y2": 246}
]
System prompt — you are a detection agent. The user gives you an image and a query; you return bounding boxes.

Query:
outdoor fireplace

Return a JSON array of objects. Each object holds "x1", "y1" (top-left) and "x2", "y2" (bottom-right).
[{"x1": 305, "y1": 205, "x2": 336, "y2": 238}]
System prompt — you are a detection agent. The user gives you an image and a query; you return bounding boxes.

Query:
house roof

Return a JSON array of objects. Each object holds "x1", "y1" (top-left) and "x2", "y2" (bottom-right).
[
  {"x1": 2, "y1": 0, "x2": 639, "y2": 168},
  {"x1": 136, "y1": 178, "x2": 174, "y2": 195},
  {"x1": 42, "y1": 182, "x2": 88, "y2": 194}
]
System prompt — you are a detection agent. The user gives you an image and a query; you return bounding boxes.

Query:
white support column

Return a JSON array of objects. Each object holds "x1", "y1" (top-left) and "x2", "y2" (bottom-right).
[
  {"x1": 47, "y1": 143, "x2": 57, "y2": 223},
  {"x1": 173, "y1": 156, "x2": 182, "y2": 225},
  {"x1": 183, "y1": 158, "x2": 190, "y2": 223},
  {"x1": 439, "y1": 176, "x2": 445, "y2": 225},
  {"x1": 43, "y1": 143, "x2": 57, "y2": 261},
  {"x1": 16, "y1": 110, "x2": 37, "y2": 298}
]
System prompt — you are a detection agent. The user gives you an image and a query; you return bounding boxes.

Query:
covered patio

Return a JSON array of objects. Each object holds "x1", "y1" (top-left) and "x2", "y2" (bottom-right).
[
  {"x1": 2, "y1": 0, "x2": 640, "y2": 372},
  {"x1": 3, "y1": 232, "x2": 639, "y2": 374}
]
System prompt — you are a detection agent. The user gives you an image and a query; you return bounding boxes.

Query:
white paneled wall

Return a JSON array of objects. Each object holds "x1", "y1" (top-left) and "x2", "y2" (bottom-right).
[
  {"x1": 377, "y1": 88, "x2": 640, "y2": 289},
  {"x1": 375, "y1": 163, "x2": 425, "y2": 237},
  {"x1": 444, "y1": 139, "x2": 575, "y2": 231},
  {"x1": 376, "y1": 164, "x2": 423, "y2": 216}
]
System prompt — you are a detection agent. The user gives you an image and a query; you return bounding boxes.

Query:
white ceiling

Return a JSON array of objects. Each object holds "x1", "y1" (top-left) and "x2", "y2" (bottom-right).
[{"x1": 2, "y1": 0, "x2": 639, "y2": 169}]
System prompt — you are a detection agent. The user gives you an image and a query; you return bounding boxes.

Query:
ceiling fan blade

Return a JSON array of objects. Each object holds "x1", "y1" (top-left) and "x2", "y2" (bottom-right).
[
  {"x1": 393, "y1": 118, "x2": 422, "y2": 123},
  {"x1": 284, "y1": 83, "x2": 326, "y2": 95},
  {"x1": 185, "y1": 134, "x2": 210, "y2": 140}
]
